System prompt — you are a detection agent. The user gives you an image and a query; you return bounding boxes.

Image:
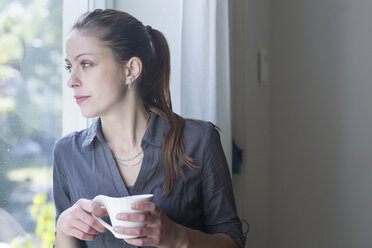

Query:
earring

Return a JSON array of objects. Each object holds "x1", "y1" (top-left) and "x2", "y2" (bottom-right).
[{"x1": 128, "y1": 78, "x2": 133, "y2": 91}]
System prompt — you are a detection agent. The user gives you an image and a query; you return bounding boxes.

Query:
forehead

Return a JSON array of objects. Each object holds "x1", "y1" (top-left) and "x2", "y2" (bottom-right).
[{"x1": 65, "y1": 30, "x2": 110, "y2": 59}]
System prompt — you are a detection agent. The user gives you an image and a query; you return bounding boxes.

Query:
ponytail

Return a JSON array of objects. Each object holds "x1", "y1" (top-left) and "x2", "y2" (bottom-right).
[{"x1": 143, "y1": 29, "x2": 198, "y2": 196}]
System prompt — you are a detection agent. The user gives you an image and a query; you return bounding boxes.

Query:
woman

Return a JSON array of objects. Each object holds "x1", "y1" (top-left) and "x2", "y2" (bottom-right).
[{"x1": 53, "y1": 9, "x2": 244, "y2": 248}]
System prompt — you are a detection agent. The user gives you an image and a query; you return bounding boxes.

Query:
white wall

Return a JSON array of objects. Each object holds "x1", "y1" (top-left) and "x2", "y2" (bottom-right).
[
  {"x1": 230, "y1": 0, "x2": 271, "y2": 247},
  {"x1": 270, "y1": 0, "x2": 372, "y2": 247}
]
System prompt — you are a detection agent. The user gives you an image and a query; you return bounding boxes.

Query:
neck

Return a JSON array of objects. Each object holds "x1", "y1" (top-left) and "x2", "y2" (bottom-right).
[{"x1": 100, "y1": 94, "x2": 150, "y2": 154}]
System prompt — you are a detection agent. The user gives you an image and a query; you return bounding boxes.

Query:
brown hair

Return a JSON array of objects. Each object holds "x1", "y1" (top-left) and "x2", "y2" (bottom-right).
[{"x1": 72, "y1": 9, "x2": 197, "y2": 195}]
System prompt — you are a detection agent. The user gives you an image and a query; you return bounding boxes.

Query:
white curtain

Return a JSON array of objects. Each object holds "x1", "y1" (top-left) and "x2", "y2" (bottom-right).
[{"x1": 180, "y1": 0, "x2": 232, "y2": 171}]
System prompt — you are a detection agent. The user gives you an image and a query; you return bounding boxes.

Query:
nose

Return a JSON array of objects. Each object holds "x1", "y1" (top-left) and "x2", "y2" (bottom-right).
[{"x1": 67, "y1": 69, "x2": 82, "y2": 88}]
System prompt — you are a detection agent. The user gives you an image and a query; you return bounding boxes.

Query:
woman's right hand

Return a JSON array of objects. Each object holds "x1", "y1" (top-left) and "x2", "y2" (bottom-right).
[{"x1": 56, "y1": 198, "x2": 108, "y2": 241}]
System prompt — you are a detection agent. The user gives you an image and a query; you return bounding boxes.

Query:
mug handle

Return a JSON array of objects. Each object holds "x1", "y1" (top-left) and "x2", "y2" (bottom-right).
[{"x1": 92, "y1": 195, "x2": 114, "y2": 233}]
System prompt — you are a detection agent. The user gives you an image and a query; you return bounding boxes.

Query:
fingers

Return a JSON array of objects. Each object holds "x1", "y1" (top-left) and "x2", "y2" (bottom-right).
[
  {"x1": 57, "y1": 198, "x2": 108, "y2": 241},
  {"x1": 131, "y1": 201, "x2": 160, "y2": 214},
  {"x1": 113, "y1": 225, "x2": 160, "y2": 239},
  {"x1": 113, "y1": 202, "x2": 177, "y2": 247},
  {"x1": 66, "y1": 227, "x2": 99, "y2": 241},
  {"x1": 116, "y1": 212, "x2": 151, "y2": 223},
  {"x1": 77, "y1": 199, "x2": 108, "y2": 218},
  {"x1": 57, "y1": 210, "x2": 100, "y2": 241},
  {"x1": 69, "y1": 209, "x2": 105, "y2": 235},
  {"x1": 72, "y1": 202, "x2": 107, "y2": 233},
  {"x1": 68, "y1": 213, "x2": 100, "y2": 235},
  {"x1": 115, "y1": 201, "x2": 160, "y2": 226}
]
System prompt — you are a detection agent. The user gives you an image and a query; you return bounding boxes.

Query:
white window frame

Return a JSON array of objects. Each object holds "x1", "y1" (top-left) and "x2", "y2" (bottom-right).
[{"x1": 62, "y1": 0, "x2": 113, "y2": 135}]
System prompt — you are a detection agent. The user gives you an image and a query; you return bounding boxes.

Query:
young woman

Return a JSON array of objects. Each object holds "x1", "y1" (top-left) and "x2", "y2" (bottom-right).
[{"x1": 53, "y1": 9, "x2": 244, "y2": 248}]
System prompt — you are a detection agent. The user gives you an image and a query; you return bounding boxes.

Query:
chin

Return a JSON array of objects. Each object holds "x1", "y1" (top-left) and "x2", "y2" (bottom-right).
[{"x1": 80, "y1": 110, "x2": 99, "y2": 119}]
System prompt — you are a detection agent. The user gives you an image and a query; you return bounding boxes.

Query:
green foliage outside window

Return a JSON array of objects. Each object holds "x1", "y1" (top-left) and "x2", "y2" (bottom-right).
[
  {"x1": 0, "y1": 0, "x2": 62, "y2": 246},
  {"x1": 31, "y1": 194, "x2": 56, "y2": 248},
  {"x1": 10, "y1": 194, "x2": 55, "y2": 248}
]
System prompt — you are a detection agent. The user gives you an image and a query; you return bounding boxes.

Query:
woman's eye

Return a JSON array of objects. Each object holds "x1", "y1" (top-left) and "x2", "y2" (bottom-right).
[
  {"x1": 64, "y1": 65, "x2": 71, "y2": 73},
  {"x1": 81, "y1": 61, "x2": 92, "y2": 68}
]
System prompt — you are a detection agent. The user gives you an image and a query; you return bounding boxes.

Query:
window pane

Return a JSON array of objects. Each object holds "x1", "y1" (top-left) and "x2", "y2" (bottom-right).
[{"x1": 0, "y1": 0, "x2": 62, "y2": 246}]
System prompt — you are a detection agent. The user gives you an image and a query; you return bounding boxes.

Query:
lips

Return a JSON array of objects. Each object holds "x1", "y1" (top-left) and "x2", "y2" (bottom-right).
[{"x1": 74, "y1": 95, "x2": 90, "y2": 103}]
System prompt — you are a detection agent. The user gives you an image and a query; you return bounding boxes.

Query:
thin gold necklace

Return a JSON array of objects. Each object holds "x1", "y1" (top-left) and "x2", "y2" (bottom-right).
[
  {"x1": 115, "y1": 157, "x2": 143, "y2": 167},
  {"x1": 114, "y1": 150, "x2": 143, "y2": 162}
]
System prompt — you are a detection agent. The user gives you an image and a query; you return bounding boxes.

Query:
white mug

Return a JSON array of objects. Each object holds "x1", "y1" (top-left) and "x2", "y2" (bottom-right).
[{"x1": 92, "y1": 194, "x2": 154, "y2": 239}]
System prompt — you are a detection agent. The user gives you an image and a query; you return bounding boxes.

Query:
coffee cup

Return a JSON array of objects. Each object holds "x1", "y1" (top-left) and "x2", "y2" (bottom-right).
[{"x1": 92, "y1": 194, "x2": 154, "y2": 239}]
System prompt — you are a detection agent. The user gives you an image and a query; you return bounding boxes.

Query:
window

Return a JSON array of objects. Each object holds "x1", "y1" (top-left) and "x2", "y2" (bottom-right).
[
  {"x1": 0, "y1": 0, "x2": 113, "y2": 246},
  {"x1": 0, "y1": 0, "x2": 62, "y2": 246}
]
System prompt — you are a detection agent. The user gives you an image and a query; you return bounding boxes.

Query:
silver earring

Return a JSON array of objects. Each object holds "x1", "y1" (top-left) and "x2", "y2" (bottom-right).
[{"x1": 128, "y1": 78, "x2": 133, "y2": 91}]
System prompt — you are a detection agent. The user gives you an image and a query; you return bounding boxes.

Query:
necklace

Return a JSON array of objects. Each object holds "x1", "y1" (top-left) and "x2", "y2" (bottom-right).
[
  {"x1": 115, "y1": 157, "x2": 143, "y2": 167},
  {"x1": 114, "y1": 150, "x2": 143, "y2": 162}
]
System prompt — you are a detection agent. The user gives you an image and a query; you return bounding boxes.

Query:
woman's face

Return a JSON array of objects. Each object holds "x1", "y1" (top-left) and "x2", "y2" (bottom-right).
[{"x1": 65, "y1": 30, "x2": 127, "y2": 118}]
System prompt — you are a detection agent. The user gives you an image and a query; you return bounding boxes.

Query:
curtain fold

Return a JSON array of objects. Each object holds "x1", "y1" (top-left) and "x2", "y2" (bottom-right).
[{"x1": 180, "y1": 0, "x2": 232, "y2": 171}]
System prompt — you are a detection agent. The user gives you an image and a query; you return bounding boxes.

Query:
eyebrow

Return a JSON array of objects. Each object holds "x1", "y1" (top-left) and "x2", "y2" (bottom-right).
[{"x1": 65, "y1": 53, "x2": 94, "y2": 62}]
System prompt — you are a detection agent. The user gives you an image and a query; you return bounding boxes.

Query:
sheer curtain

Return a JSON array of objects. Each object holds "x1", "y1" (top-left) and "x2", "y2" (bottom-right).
[{"x1": 180, "y1": 0, "x2": 232, "y2": 170}]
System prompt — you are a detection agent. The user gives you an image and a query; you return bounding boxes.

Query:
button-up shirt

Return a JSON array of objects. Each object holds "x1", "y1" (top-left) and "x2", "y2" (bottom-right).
[{"x1": 53, "y1": 112, "x2": 243, "y2": 247}]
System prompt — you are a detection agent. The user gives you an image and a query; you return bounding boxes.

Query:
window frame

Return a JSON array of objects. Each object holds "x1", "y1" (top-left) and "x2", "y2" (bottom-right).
[{"x1": 62, "y1": 0, "x2": 113, "y2": 135}]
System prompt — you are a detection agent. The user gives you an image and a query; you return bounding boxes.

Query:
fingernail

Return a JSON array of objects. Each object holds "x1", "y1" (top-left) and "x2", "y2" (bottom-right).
[
  {"x1": 116, "y1": 213, "x2": 126, "y2": 219},
  {"x1": 131, "y1": 202, "x2": 138, "y2": 209}
]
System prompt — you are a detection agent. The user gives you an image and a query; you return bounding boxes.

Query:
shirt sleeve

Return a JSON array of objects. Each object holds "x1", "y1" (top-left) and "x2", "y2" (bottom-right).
[
  {"x1": 201, "y1": 123, "x2": 244, "y2": 247},
  {"x1": 52, "y1": 139, "x2": 72, "y2": 224},
  {"x1": 52, "y1": 139, "x2": 90, "y2": 248}
]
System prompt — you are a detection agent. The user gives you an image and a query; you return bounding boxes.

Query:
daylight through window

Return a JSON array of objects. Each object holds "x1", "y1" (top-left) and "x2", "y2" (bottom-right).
[{"x1": 0, "y1": 0, "x2": 62, "y2": 246}]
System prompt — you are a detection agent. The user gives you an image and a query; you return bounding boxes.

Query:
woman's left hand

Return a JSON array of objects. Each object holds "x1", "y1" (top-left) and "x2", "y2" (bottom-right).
[{"x1": 114, "y1": 201, "x2": 187, "y2": 248}]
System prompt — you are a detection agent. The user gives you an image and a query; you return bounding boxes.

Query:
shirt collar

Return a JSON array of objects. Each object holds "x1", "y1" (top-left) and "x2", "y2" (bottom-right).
[
  {"x1": 81, "y1": 117, "x2": 103, "y2": 148},
  {"x1": 141, "y1": 111, "x2": 167, "y2": 147},
  {"x1": 81, "y1": 111, "x2": 166, "y2": 148}
]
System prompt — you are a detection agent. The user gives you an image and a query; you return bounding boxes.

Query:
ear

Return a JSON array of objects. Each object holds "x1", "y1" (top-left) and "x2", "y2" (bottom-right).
[{"x1": 124, "y1": 57, "x2": 142, "y2": 86}]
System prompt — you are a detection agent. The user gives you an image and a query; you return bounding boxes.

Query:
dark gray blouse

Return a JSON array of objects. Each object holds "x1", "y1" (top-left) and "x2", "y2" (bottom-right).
[{"x1": 53, "y1": 112, "x2": 243, "y2": 247}]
